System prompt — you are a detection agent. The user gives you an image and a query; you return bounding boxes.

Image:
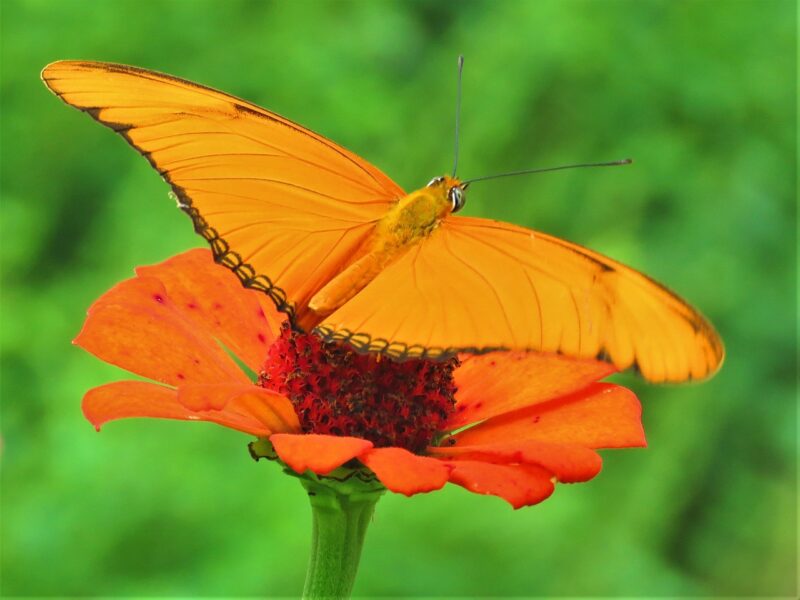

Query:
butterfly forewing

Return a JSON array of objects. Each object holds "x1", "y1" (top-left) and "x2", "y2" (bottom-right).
[
  {"x1": 41, "y1": 60, "x2": 403, "y2": 322},
  {"x1": 317, "y1": 216, "x2": 724, "y2": 383}
]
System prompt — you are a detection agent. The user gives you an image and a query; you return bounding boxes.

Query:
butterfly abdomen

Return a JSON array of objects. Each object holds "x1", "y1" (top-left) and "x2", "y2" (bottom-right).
[{"x1": 307, "y1": 184, "x2": 452, "y2": 320}]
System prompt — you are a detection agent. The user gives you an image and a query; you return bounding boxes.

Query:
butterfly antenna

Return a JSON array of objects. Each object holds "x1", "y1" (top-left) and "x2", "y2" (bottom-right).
[
  {"x1": 452, "y1": 55, "x2": 465, "y2": 177},
  {"x1": 462, "y1": 158, "x2": 632, "y2": 184}
]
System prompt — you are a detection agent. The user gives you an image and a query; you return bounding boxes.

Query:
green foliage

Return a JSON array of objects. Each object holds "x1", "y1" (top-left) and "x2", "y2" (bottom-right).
[{"x1": 1, "y1": 0, "x2": 795, "y2": 596}]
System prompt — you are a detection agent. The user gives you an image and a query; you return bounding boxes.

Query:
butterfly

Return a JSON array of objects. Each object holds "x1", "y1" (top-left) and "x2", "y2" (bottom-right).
[{"x1": 41, "y1": 60, "x2": 723, "y2": 383}]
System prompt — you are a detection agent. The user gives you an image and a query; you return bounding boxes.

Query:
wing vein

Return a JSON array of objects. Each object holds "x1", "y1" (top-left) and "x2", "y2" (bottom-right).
[{"x1": 442, "y1": 232, "x2": 517, "y2": 345}]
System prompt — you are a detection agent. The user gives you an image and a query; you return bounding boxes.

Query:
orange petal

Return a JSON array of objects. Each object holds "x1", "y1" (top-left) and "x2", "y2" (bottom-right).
[
  {"x1": 137, "y1": 249, "x2": 284, "y2": 372},
  {"x1": 430, "y1": 441, "x2": 601, "y2": 483},
  {"x1": 228, "y1": 389, "x2": 301, "y2": 434},
  {"x1": 82, "y1": 381, "x2": 270, "y2": 435},
  {"x1": 75, "y1": 276, "x2": 248, "y2": 387},
  {"x1": 360, "y1": 447, "x2": 450, "y2": 495},
  {"x1": 449, "y1": 351, "x2": 615, "y2": 428},
  {"x1": 270, "y1": 433, "x2": 373, "y2": 475},
  {"x1": 177, "y1": 383, "x2": 240, "y2": 411},
  {"x1": 446, "y1": 460, "x2": 555, "y2": 509},
  {"x1": 177, "y1": 384, "x2": 300, "y2": 433},
  {"x1": 454, "y1": 383, "x2": 646, "y2": 449}
]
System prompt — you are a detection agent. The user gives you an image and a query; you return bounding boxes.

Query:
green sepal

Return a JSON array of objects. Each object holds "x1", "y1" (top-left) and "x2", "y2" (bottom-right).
[{"x1": 248, "y1": 437, "x2": 277, "y2": 461}]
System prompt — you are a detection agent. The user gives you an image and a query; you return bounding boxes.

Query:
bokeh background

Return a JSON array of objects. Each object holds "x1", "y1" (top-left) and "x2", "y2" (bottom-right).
[{"x1": 1, "y1": 0, "x2": 796, "y2": 597}]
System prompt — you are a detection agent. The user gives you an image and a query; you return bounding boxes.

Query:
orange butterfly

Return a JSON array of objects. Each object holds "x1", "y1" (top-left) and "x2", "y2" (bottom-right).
[{"x1": 41, "y1": 60, "x2": 723, "y2": 383}]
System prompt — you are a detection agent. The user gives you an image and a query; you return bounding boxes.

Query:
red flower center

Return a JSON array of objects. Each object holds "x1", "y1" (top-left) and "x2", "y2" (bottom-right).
[{"x1": 259, "y1": 323, "x2": 459, "y2": 453}]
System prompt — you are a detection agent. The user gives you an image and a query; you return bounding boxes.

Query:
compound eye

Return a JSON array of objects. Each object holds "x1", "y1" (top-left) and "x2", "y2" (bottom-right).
[
  {"x1": 448, "y1": 186, "x2": 465, "y2": 212},
  {"x1": 427, "y1": 176, "x2": 445, "y2": 187}
]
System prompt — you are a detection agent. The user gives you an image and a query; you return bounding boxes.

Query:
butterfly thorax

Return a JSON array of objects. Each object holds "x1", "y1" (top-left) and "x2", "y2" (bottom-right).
[
  {"x1": 373, "y1": 176, "x2": 456, "y2": 247},
  {"x1": 306, "y1": 177, "x2": 458, "y2": 323}
]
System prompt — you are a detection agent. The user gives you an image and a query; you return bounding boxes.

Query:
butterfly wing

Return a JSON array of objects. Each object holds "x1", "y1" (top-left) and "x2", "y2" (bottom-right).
[
  {"x1": 41, "y1": 60, "x2": 404, "y2": 324},
  {"x1": 42, "y1": 61, "x2": 722, "y2": 381},
  {"x1": 316, "y1": 215, "x2": 724, "y2": 382}
]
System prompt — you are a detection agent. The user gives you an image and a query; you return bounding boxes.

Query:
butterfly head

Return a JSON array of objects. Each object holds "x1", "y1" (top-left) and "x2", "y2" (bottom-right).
[{"x1": 426, "y1": 175, "x2": 467, "y2": 213}]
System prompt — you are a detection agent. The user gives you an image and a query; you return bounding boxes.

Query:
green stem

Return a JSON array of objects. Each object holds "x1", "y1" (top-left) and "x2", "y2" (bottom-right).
[{"x1": 300, "y1": 477, "x2": 384, "y2": 599}]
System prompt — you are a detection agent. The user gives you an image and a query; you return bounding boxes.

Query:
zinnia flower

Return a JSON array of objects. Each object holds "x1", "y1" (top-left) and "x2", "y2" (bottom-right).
[{"x1": 77, "y1": 248, "x2": 646, "y2": 509}]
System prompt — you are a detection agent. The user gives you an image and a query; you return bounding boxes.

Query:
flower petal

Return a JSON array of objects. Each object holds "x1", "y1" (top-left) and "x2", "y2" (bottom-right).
[
  {"x1": 430, "y1": 441, "x2": 602, "y2": 483},
  {"x1": 270, "y1": 433, "x2": 373, "y2": 475},
  {"x1": 449, "y1": 351, "x2": 616, "y2": 428},
  {"x1": 82, "y1": 381, "x2": 270, "y2": 435},
  {"x1": 75, "y1": 276, "x2": 248, "y2": 387},
  {"x1": 454, "y1": 383, "x2": 646, "y2": 449},
  {"x1": 229, "y1": 389, "x2": 301, "y2": 434},
  {"x1": 177, "y1": 384, "x2": 300, "y2": 433},
  {"x1": 136, "y1": 249, "x2": 283, "y2": 372},
  {"x1": 446, "y1": 460, "x2": 555, "y2": 509},
  {"x1": 360, "y1": 447, "x2": 450, "y2": 495}
]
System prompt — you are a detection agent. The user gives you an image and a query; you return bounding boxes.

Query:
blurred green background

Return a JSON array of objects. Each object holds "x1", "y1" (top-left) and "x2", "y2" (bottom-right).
[{"x1": 1, "y1": 0, "x2": 796, "y2": 597}]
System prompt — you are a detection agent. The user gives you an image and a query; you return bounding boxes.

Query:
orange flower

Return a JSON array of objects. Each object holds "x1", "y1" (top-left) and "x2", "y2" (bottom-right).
[{"x1": 77, "y1": 249, "x2": 646, "y2": 509}]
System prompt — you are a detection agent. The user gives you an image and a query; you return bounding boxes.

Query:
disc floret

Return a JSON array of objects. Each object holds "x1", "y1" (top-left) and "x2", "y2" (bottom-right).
[{"x1": 260, "y1": 323, "x2": 458, "y2": 453}]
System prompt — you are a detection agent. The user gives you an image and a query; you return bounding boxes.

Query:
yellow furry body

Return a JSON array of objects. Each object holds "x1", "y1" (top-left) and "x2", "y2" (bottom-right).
[{"x1": 308, "y1": 176, "x2": 459, "y2": 317}]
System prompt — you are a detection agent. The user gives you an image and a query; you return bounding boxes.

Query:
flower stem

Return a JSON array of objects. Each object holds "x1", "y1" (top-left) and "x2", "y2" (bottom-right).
[{"x1": 300, "y1": 477, "x2": 384, "y2": 599}]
